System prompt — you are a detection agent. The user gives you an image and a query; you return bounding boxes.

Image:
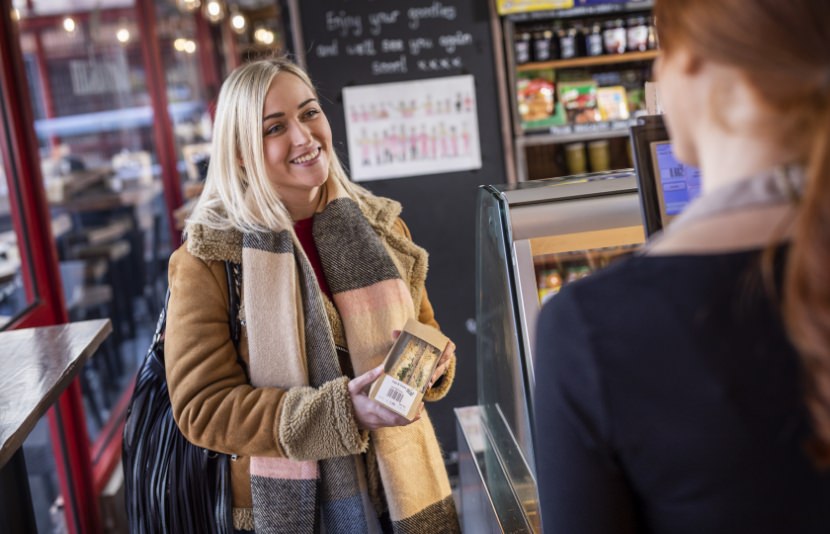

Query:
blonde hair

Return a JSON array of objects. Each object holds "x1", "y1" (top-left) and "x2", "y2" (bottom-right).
[
  {"x1": 656, "y1": 0, "x2": 830, "y2": 467},
  {"x1": 185, "y1": 57, "x2": 367, "y2": 234}
]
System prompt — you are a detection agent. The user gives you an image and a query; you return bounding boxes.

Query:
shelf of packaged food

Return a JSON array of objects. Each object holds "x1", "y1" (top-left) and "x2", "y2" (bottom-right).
[
  {"x1": 517, "y1": 49, "x2": 659, "y2": 73},
  {"x1": 518, "y1": 118, "x2": 638, "y2": 146}
]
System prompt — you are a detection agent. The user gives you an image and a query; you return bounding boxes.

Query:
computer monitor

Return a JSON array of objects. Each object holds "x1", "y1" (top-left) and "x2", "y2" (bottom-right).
[
  {"x1": 630, "y1": 115, "x2": 702, "y2": 236},
  {"x1": 650, "y1": 141, "x2": 702, "y2": 226}
]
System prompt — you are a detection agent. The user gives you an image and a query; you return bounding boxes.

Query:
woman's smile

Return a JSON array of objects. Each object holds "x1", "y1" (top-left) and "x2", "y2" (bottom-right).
[{"x1": 290, "y1": 146, "x2": 322, "y2": 166}]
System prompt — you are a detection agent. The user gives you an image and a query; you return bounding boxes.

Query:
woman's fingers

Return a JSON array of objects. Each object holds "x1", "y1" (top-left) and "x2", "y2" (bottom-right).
[
  {"x1": 430, "y1": 362, "x2": 448, "y2": 387},
  {"x1": 429, "y1": 341, "x2": 455, "y2": 386},
  {"x1": 348, "y1": 365, "x2": 418, "y2": 430},
  {"x1": 442, "y1": 341, "x2": 456, "y2": 360},
  {"x1": 430, "y1": 360, "x2": 449, "y2": 386},
  {"x1": 352, "y1": 394, "x2": 413, "y2": 430},
  {"x1": 348, "y1": 364, "x2": 385, "y2": 395}
]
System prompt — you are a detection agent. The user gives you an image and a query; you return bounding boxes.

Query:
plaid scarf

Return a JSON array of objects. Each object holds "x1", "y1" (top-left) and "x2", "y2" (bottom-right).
[{"x1": 241, "y1": 181, "x2": 459, "y2": 533}]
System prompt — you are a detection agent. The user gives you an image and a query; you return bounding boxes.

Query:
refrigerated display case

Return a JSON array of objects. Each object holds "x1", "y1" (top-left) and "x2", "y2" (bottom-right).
[{"x1": 457, "y1": 169, "x2": 645, "y2": 532}]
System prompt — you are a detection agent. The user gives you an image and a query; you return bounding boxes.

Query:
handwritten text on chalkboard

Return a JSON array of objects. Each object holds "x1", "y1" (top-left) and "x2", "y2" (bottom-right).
[{"x1": 315, "y1": 2, "x2": 473, "y2": 76}]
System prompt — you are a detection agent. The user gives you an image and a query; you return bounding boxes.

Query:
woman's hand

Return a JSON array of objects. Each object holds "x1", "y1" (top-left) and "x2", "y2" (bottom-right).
[
  {"x1": 348, "y1": 365, "x2": 419, "y2": 431},
  {"x1": 429, "y1": 341, "x2": 455, "y2": 388}
]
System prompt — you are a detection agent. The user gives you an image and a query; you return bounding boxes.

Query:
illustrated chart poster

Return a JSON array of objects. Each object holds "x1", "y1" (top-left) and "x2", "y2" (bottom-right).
[{"x1": 342, "y1": 75, "x2": 481, "y2": 182}]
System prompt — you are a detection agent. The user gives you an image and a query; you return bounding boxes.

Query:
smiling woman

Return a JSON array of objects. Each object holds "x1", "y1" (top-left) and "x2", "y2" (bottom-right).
[
  {"x1": 133, "y1": 58, "x2": 461, "y2": 533},
  {"x1": 260, "y1": 74, "x2": 331, "y2": 220}
]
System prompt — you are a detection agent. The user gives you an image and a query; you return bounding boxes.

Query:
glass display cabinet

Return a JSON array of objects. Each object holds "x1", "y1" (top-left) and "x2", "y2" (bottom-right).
[{"x1": 457, "y1": 170, "x2": 645, "y2": 533}]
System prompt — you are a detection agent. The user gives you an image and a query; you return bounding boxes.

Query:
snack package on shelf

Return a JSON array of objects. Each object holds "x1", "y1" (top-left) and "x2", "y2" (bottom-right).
[
  {"x1": 558, "y1": 80, "x2": 602, "y2": 124},
  {"x1": 596, "y1": 85, "x2": 630, "y2": 121},
  {"x1": 517, "y1": 71, "x2": 566, "y2": 130},
  {"x1": 627, "y1": 86, "x2": 647, "y2": 114},
  {"x1": 369, "y1": 318, "x2": 450, "y2": 421}
]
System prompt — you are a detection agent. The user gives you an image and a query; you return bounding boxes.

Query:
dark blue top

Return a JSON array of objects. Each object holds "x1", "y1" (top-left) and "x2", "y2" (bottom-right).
[{"x1": 533, "y1": 248, "x2": 830, "y2": 534}]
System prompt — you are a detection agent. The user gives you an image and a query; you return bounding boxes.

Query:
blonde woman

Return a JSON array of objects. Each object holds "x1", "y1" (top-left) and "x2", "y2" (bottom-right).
[{"x1": 165, "y1": 58, "x2": 459, "y2": 533}]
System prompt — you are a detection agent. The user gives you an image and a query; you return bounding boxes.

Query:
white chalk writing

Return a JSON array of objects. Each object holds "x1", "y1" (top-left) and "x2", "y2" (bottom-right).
[
  {"x1": 438, "y1": 31, "x2": 472, "y2": 53},
  {"x1": 326, "y1": 11, "x2": 363, "y2": 37},
  {"x1": 316, "y1": 40, "x2": 339, "y2": 58},
  {"x1": 368, "y1": 10, "x2": 400, "y2": 35},
  {"x1": 346, "y1": 39, "x2": 377, "y2": 56},
  {"x1": 372, "y1": 55, "x2": 408, "y2": 75},
  {"x1": 382, "y1": 39, "x2": 405, "y2": 52},
  {"x1": 416, "y1": 56, "x2": 463, "y2": 71},
  {"x1": 407, "y1": 2, "x2": 457, "y2": 30},
  {"x1": 311, "y1": 4, "x2": 466, "y2": 72},
  {"x1": 408, "y1": 37, "x2": 434, "y2": 56}
]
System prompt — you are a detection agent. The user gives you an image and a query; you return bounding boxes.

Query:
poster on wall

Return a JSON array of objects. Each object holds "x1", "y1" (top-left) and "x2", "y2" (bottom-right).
[{"x1": 342, "y1": 75, "x2": 482, "y2": 182}]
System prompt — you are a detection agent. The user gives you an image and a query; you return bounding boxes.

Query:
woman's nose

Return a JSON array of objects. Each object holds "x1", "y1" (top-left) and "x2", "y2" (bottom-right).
[{"x1": 290, "y1": 121, "x2": 313, "y2": 146}]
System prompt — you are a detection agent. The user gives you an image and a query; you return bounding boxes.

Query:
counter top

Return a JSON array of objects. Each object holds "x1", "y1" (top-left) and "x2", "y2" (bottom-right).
[{"x1": 0, "y1": 319, "x2": 112, "y2": 468}]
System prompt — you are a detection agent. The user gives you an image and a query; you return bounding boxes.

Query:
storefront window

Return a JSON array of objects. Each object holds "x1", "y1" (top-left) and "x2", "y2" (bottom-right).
[
  {"x1": 0, "y1": 107, "x2": 37, "y2": 329},
  {"x1": 15, "y1": 0, "x2": 169, "y2": 448},
  {"x1": 154, "y1": 0, "x2": 215, "y2": 215}
]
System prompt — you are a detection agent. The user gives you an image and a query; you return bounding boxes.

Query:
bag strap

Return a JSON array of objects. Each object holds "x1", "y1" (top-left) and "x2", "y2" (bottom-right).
[
  {"x1": 152, "y1": 288, "x2": 170, "y2": 348},
  {"x1": 154, "y1": 261, "x2": 247, "y2": 379},
  {"x1": 224, "y1": 260, "x2": 248, "y2": 381}
]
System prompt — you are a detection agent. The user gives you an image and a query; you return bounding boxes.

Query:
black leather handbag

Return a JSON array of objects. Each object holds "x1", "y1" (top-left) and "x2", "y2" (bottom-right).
[{"x1": 123, "y1": 261, "x2": 244, "y2": 534}]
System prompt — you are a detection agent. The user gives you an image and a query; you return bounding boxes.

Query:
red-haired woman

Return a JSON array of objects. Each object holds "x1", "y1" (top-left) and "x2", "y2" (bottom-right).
[{"x1": 533, "y1": 1, "x2": 830, "y2": 532}]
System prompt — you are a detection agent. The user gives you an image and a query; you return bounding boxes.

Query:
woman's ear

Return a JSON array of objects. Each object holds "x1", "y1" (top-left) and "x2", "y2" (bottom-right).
[{"x1": 675, "y1": 46, "x2": 704, "y2": 76}]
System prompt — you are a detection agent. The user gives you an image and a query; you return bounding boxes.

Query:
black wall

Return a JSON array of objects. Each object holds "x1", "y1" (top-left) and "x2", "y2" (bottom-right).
[{"x1": 295, "y1": 0, "x2": 506, "y2": 454}]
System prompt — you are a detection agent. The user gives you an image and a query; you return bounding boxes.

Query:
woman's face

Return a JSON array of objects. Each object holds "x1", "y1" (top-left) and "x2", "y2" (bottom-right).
[{"x1": 261, "y1": 72, "x2": 332, "y2": 210}]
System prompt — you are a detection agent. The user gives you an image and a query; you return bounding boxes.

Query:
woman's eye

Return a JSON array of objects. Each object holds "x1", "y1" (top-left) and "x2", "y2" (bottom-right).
[
  {"x1": 264, "y1": 123, "x2": 284, "y2": 136},
  {"x1": 303, "y1": 109, "x2": 320, "y2": 119}
]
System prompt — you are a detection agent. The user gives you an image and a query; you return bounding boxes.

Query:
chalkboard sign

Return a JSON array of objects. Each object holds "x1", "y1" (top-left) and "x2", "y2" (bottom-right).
[{"x1": 295, "y1": 0, "x2": 507, "y2": 454}]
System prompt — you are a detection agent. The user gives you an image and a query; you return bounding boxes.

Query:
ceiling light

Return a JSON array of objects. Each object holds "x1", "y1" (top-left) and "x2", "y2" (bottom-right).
[
  {"x1": 116, "y1": 27, "x2": 130, "y2": 43},
  {"x1": 254, "y1": 28, "x2": 275, "y2": 45},
  {"x1": 203, "y1": 0, "x2": 226, "y2": 23},
  {"x1": 230, "y1": 12, "x2": 247, "y2": 33},
  {"x1": 63, "y1": 17, "x2": 76, "y2": 33}
]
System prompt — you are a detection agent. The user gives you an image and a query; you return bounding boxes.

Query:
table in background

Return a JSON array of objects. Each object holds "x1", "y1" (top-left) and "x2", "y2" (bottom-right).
[{"x1": 0, "y1": 319, "x2": 112, "y2": 533}]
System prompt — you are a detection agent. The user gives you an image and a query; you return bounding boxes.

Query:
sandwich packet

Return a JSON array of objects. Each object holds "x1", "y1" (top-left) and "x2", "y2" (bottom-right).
[{"x1": 369, "y1": 318, "x2": 450, "y2": 420}]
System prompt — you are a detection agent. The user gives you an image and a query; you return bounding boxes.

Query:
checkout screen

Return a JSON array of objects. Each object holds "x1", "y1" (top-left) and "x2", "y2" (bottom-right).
[{"x1": 652, "y1": 142, "x2": 702, "y2": 216}]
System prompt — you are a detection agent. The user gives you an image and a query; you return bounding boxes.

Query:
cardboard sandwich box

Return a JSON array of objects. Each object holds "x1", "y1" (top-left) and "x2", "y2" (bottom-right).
[{"x1": 369, "y1": 318, "x2": 450, "y2": 421}]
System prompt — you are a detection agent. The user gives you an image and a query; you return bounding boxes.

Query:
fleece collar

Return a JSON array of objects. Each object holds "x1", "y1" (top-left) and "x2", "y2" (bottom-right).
[{"x1": 186, "y1": 189, "x2": 401, "y2": 264}]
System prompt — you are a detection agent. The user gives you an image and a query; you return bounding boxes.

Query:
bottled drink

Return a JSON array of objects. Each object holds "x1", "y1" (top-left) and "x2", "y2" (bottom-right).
[{"x1": 515, "y1": 31, "x2": 532, "y2": 64}]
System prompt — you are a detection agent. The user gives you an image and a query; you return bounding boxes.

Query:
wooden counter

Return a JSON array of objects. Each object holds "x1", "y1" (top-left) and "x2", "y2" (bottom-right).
[
  {"x1": 0, "y1": 319, "x2": 111, "y2": 466},
  {"x1": 0, "y1": 319, "x2": 112, "y2": 533}
]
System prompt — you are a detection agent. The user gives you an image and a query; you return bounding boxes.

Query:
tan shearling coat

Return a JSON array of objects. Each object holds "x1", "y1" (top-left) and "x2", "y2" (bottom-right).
[{"x1": 164, "y1": 194, "x2": 455, "y2": 518}]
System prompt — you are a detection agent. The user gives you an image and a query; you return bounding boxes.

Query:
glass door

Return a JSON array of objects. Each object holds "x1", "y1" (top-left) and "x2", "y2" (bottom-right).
[{"x1": 1, "y1": 2, "x2": 98, "y2": 532}]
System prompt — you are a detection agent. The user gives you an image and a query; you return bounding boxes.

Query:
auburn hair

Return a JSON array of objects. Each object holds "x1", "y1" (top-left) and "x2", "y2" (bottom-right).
[{"x1": 655, "y1": 0, "x2": 830, "y2": 466}]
